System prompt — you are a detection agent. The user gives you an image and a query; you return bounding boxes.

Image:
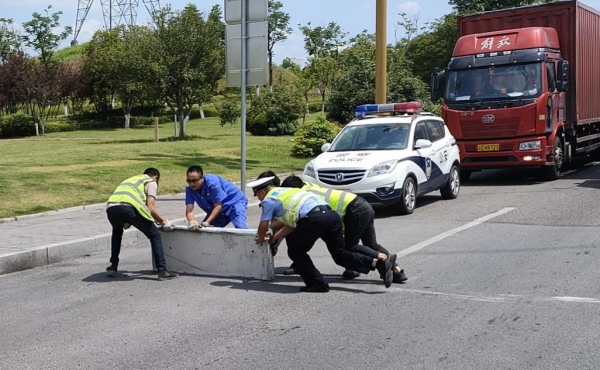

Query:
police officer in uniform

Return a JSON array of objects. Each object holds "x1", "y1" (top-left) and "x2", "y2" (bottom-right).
[
  {"x1": 249, "y1": 173, "x2": 395, "y2": 292},
  {"x1": 281, "y1": 175, "x2": 407, "y2": 284},
  {"x1": 105, "y1": 168, "x2": 178, "y2": 281}
]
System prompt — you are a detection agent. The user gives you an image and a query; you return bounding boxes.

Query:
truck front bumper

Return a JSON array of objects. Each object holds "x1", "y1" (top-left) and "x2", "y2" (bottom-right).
[{"x1": 458, "y1": 136, "x2": 550, "y2": 170}]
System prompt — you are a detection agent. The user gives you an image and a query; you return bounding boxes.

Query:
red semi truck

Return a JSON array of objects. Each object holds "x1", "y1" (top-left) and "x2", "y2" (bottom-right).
[{"x1": 431, "y1": 1, "x2": 600, "y2": 180}]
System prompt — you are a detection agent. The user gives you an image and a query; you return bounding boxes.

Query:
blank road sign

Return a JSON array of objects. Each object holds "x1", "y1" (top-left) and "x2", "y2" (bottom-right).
[
  {"x1": 224, "y1": 0, "x2": 268, "y2": 24},
  {"x1": 225, "y1": 21, "x2": 268, "y2": 87}
]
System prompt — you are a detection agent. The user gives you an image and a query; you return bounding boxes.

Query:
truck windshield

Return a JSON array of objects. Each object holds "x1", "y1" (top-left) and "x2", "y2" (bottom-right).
[
  {"x1": 445, "y1": 63, "x2": 542, "y2": 102},
  {"x1": 329, "y1": 123, "x2": 411, "y2": 152}
]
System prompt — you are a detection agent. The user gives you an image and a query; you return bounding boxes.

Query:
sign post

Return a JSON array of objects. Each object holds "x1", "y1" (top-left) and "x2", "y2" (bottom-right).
[{"x1": 224, "y1": 0, "x2": 268, "y2": 190}]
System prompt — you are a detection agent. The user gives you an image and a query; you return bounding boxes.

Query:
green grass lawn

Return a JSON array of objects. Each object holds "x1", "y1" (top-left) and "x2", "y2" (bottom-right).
[{"x1": 0, "y1": 117, "x2": 311, "y2": 219}]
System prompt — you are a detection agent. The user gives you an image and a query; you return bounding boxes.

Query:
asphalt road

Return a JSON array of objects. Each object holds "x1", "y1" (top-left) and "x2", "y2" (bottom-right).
[{"x1": 3, "y1": 163, "x2": 600, "y2": 370}]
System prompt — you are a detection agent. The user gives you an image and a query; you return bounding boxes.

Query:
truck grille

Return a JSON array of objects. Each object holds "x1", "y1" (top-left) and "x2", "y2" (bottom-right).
[
  {"x1": 461, "y1": 118, "x2": 518, "y2": 139},
  {"x1": 318, "y1": 169, "x2": 366, "y2": 186}
]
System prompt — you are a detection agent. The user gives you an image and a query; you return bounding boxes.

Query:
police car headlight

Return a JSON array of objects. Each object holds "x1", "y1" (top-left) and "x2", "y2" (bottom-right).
[
  {"x1": 368, "y1": 160, "x2": 398, "y2": 177},
  {"x1": 303, "y1": 162, "x2": 316, "y2": 178}
]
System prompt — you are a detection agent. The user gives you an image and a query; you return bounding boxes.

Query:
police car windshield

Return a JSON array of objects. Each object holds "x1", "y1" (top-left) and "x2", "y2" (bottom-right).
[{"x1": 329, "y1": 123, "x2": 411, "y2": 152}]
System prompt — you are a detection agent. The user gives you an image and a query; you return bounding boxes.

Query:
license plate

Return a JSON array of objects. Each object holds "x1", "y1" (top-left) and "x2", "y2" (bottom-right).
[{"x1": 477, "y1": 144, "x2": 500, "y2": 151}]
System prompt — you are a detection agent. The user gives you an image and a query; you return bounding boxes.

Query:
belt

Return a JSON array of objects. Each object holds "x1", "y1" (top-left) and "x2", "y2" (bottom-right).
[{"x1": 305, "y1": 205, "x2": 330, "y2": 217}]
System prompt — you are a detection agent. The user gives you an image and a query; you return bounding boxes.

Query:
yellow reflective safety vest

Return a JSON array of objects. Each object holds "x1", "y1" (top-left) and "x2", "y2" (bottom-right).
[
  {"x1": 265, "y1": 187, "x2": 314, "y2": 227},
  {"x1": 107, "y1": 174, "x2": 155, "y2": 221},
  {"x1": 301, "y1": 183, "x2": 357, "y2": 220}
]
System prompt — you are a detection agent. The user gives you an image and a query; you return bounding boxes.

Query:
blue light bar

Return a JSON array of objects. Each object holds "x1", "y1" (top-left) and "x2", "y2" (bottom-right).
[{"x1": 355, "y1": 102, "x2": 424, "y2": 115}]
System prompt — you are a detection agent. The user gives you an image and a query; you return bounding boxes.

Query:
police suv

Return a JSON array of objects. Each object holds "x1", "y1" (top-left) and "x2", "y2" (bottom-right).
[{"x1": 302, "y1": 102, "x2": 461, "y2": 214}]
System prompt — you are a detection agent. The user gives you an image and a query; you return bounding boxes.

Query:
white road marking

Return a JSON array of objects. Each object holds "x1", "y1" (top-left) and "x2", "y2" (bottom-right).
[
  {"x1": 396, "y1": 207, "x2": 515, "y2": 258},
  {"x1": 392, "y1": 287, "x2": 600, "y2": 304}
]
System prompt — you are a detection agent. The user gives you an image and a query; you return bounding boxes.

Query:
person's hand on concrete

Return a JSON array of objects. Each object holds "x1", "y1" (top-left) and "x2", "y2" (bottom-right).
[
  {"x1": 188, "y1": 220, "x2": 200, "y2": 231},
  {"x1": 201, "y1": 221, "x2": 211, "y2": 227},
  {"x1": 161, "y1": 219, "x2": 173, "y2": 232}
]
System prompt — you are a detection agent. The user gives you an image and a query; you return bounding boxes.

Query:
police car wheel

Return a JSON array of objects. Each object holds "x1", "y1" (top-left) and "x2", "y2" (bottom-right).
[
  {"x1": 440, "y1": 164, "x2": 460, "y2": 200},
  {"x1": 396, "y1": 177, "x2": 416, "y2": 215}
]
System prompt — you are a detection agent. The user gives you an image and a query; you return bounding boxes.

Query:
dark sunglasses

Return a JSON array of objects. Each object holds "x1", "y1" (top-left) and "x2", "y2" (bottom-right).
[{"x1": 186, "y1": 177, "x2": 203, "y2": 184}]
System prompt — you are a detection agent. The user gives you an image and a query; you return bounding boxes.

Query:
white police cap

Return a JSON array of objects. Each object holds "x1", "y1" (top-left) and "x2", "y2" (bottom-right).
[{"x1": 246, "y1": 176, "x2": 275, "y2": 191}]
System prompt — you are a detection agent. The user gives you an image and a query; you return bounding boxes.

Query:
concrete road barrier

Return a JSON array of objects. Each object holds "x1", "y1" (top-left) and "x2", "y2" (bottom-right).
[{"x1": 160, "y1": 225, "x2": 274, "y2": 280}]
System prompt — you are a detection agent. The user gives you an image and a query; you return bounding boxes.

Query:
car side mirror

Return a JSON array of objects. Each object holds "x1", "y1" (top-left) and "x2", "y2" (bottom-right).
[
  {"x1": 321, "y1": 143, "x2": 331, "y2": 152},
  {"x1": 430, "y1": 69, "x2": 445, "y2": 101},
  {"x1": 414, "y1": 139, "x2": 432, "y2": 149}
]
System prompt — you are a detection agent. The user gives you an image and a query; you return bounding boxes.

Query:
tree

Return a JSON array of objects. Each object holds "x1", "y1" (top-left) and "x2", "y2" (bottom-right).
[
  {"x1": 267, "y1": 0, "x2": 292, "y2": 89},
  {"x1": 21, "y1": 6, "x2": 72, "y2": 67},
  {"x1": 299, "y1": 22, "x2": 348, "y2": 113},
  {"x1": 0, "y1": 18, "x2": 22, "y2": 63},
  {"x1": 149, "y1": 4, "x2": 225, "y2": 138},
  {"x1": 282, "y1": 59, "x2": 313, "y2": 123},
  {"x1": 406, "y1": 14, "x2": 458, "y2": 83}
]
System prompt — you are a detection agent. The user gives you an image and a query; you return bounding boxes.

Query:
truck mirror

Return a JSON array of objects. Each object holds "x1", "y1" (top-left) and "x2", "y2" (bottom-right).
[
  {"x1": 430, "y1": 70, "x2": 445, "y2": 101},
  {"x1": 557, "y1": 60, "x2": 569, "y2": 91}
]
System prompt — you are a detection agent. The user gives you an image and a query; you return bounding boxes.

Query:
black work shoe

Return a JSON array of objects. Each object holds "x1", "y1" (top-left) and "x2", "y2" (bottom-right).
[
  {"x1": 106, "y1": 265, "x2": 117, "y2": 277},
  {"x1": 378, "y1": 254, "x2": 397, "y2": 279},
  {"x1": 342, "y1": 269, "x2": 360, "y2": 279},
  {"x1": 157, "y1": 270, "x2": 179, "y2": 281},
  {"x1": 376, "y1": 258, "x2": 393, "y2": 288},
  {"x1": 282, "y1": 266, "x2": 299, "y2": 275},
  {"x1": 300, "y1": 282, "x2": 330, "y2": 293},
  {"x1": 393, "y1": 269, "x2": 408, "y2": 283}
]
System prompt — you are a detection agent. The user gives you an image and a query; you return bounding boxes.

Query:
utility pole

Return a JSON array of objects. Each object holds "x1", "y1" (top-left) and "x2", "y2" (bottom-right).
[{"x1": 375, "y1": 0, "x2": 387, "y2": 104}]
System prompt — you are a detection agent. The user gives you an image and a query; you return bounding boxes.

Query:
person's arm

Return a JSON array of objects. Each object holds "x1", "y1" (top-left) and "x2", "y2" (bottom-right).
[
  {"x1": 272, "y1": 225, "x2": 294, "y2": 241},
  {"x1": 147, "y1": 196, "x2": 165, "y2": 224},
  {"x1": 186, "y1": 203, "x2": 196, "y2": 223},
  {"x1": 256, "y1": 220, "x2": 271, "y2": 245},
  {"x1": 204, "y1": 202, "x2": 222, "y2": 225}
]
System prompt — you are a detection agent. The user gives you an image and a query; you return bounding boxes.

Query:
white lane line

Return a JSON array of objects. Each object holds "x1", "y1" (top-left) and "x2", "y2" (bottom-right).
[
  {"x1": 396, "y1": 207, "x2": 515, "y2": 258},
  {"x1": 393, "y1": 287, "x2": 600, "y2": 304}
]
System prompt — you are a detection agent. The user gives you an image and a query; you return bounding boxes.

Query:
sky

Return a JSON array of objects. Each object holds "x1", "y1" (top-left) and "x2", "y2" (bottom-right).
[{"x1": 1, "y1": 0, "x2": 454, "y2": 64}]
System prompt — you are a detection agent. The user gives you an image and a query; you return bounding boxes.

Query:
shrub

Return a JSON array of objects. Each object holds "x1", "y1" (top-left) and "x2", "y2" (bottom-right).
[
  {"x1": 0, "y1": 114, "x2": 36, "y2": 138},
  {"x1": 44, "y1": 121, "x2": 78, "y2": 133},
  {"x1": 201, "y1": 105, "x2": 219, "y2": 118},
  {"x1": 292, "y1": 113, "x2": 340, "y2": 158},
  {"x1": 218, "y1": 100, "x2": 241, "y2": 127},
  {"x1": 247, "y1": 86, "x2": 304, "y2": 136}
]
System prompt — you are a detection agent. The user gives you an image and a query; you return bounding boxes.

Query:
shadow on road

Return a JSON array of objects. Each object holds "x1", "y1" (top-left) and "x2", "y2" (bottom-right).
[{"x1": 82, "y1": 270, "x2": 161, "y2": 283}]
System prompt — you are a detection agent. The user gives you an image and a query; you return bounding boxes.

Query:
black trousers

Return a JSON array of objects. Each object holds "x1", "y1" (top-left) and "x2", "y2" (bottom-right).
[
  {"x1": 343, "y1": 196, "x2": 390, "y2": 259},
  {"x1": 286, "y1": 205, "x2": 374, "y2": 287},
  {"x1": 106, "y1": 205, "x2": 167, "y2": 271}
]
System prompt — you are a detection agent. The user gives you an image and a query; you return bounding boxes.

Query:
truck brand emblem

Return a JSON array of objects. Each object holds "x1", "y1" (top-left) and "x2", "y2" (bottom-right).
[
  {"x1": 482, "y1": 114, "x2": 496, "y2": 123},
  {"x1": 335, "y1": 173, "x2": 345, "y2": 182}
]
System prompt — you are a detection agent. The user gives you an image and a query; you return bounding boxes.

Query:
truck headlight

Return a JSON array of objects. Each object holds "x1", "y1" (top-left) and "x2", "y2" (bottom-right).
[
  {"x1": 303, "y1": 162, "x2": 315, "y2": 178},
  {"x1": 368, "y1": 160, "x2": 398, "y2": 178},
  {"x1": 519, "y1": 140, "x2": 541, "y2": 151}
]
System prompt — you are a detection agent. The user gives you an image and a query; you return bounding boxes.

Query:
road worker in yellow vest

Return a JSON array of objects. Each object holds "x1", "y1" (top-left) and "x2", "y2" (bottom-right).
[
  {"x1": 248, "y1": 171, "x2": 396, "y2": 292},
  {"x1": 281, "y1": 174, "x2": 407, "y2": 284},
  {"x1": 105, "y1": 168, "x2": 178, "y2": 281}
]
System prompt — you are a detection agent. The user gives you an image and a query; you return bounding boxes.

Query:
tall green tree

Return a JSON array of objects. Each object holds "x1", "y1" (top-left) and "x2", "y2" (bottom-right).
[
  {"x1": 149, "y1": 4, "x2": 225, "y2": 137},
  {"x1": 21, "y1": 5, "x2": 72, "y2": 66},
  {"x1": 267, "y1": 0, "x2": 292, "y2": 89},
  {"x1": 299, "y1": 22, "x2": 347, "y2": 112},
  {"x1": 0, "y1": 18, "x2": 21, "y2": 63}
]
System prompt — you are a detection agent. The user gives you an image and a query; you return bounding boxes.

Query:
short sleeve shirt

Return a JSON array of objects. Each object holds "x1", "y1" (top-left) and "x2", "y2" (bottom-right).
[{"x1": 185, "y1": 174, "x2": 247, "y2": 216}]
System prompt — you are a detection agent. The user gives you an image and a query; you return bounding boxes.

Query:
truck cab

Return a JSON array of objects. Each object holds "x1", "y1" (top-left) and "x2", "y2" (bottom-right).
[{"x1": 433, "y1": 26, "x2": 569, "y2": 180}]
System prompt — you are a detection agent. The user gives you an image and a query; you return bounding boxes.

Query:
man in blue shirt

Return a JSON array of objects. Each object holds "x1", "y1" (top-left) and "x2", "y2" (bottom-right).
[{"x1": 185, "y1": 166, "x2": 248, "y2": 229}]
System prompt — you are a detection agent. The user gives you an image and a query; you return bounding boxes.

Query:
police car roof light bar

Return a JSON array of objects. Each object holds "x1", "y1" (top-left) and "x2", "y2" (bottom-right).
[{"x1": 355, "y1": 101, "x2": 423, "y2": 116}]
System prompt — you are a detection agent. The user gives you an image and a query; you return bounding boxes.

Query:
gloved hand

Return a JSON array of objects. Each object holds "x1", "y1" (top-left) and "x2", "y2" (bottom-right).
[
  {"x1": 161, "y1": 219, "x2": 173, "y2": 232},
  {"x1": 201, "y1": 221, "x2": 211, "y2": 227},
  {"x1": 188, "y1": 220, "x2": 200, "y2": 231}
]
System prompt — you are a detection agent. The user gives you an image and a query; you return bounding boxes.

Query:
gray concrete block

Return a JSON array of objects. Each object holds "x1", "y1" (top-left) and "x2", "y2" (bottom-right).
[
  {"x1": 160, "y1": 227, "x2": 274, "y2": 280},
  {"x1": 0, "y1": 248, "x2": 48, "y2": 275}
]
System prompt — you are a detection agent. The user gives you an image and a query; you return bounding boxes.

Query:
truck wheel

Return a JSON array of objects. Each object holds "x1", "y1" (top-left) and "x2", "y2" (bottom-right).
[
  {"x1": 396, "y1": 177, "x2": 416, "y2": 215},
  {"x1": 441, "y1": 164, "x2": 460, "y2": 199},
  {"x1": 460, "y1": 170, "x2": 472, "y2": 182},
  {"x1": 541, "y1": 137, "x2": 563, "y2": 181}
]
